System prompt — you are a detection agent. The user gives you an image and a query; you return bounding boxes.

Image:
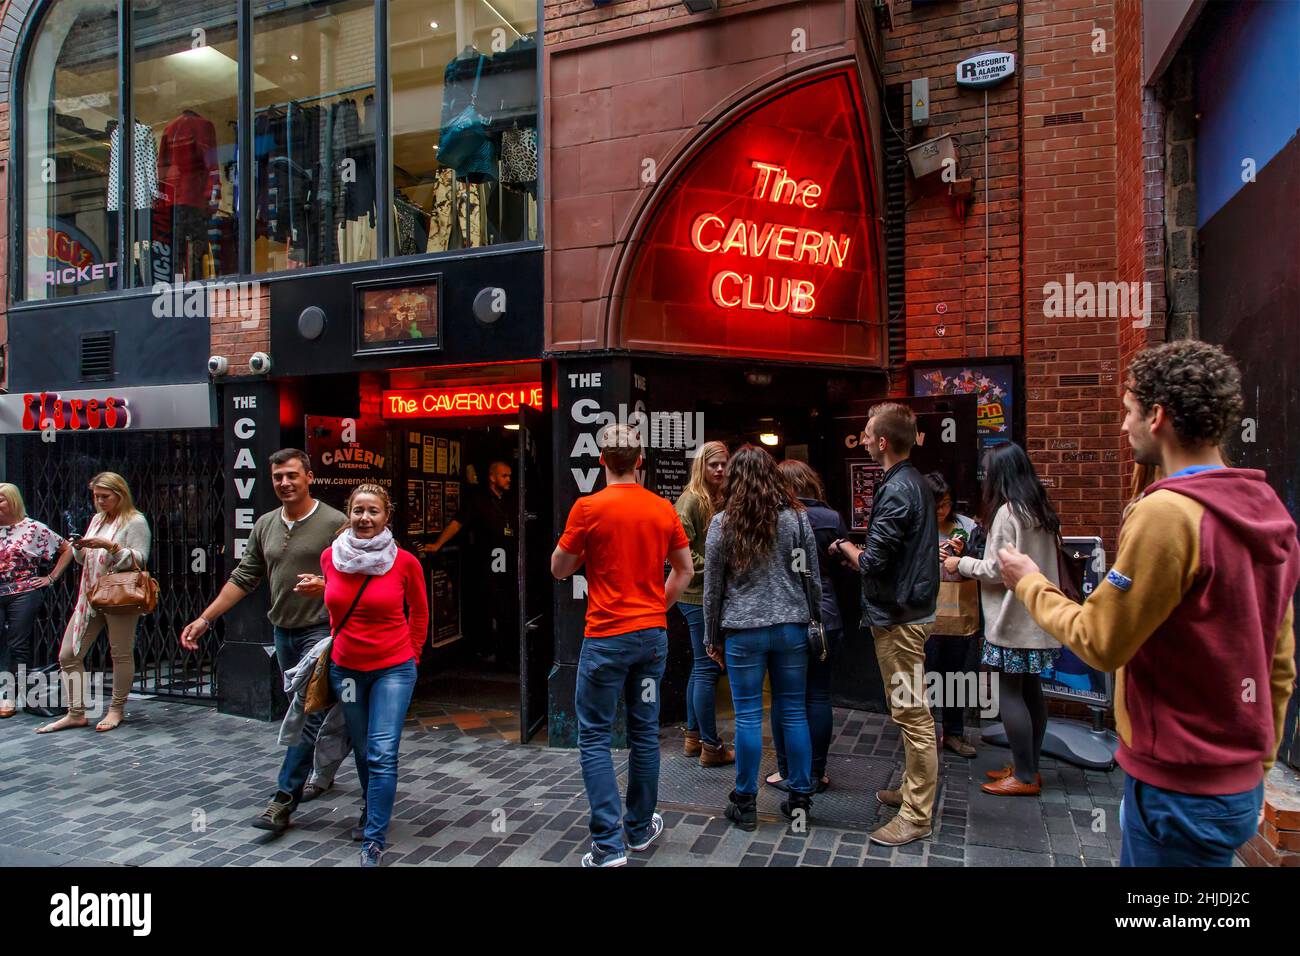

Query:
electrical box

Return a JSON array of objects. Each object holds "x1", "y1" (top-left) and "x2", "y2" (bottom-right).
[{"x1": 912, "y1": 77, "x2": 930, "y2": 126}]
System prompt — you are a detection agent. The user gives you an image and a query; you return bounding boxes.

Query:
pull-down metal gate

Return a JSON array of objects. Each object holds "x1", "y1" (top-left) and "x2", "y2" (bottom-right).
[{"x1": 7, "y1": 429, "x2": 225, "y2": 702}]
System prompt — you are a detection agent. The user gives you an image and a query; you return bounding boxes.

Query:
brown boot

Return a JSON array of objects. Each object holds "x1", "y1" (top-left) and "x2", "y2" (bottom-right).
[
  {"x1": 700, "y1": 740, "x2": 735, "y2": 767},
  {"x1": 875, "y1": 789, "x2": 903, "y2": 808},
  {"x1": 683, "y1": 731, "x2": 701, "y2": 757}
]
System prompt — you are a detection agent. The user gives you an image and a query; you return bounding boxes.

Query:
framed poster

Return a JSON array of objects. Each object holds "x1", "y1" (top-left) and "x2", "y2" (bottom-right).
[
  {"x1": 443, "y1": 481, "x2": 461, "y2": 523},
  {"x1": 425, "y1": 480, "x2": 443, "y2": 533},
  {"x1": 849, "y1": 462, "x2": 883, "y2": 531},
  {"x1": 436, "y1": 437, "x2": 449, "y2": 474},
  {"x1": 429, "y1": 558, "x2": 461, "y2": 645},
  {"x1": 406, "y1": 480, "x2": 425, "y2": 536},
  {"x1": 911, "y1": 358, "x2": 1020, "y2": 472},
  {"x1": 422, "y1": 435, "x2": 436, "y2": 474},
  {"x1": 448, "y1": 440, "x2": 461, "y2": 474},
  {"x1": 354, "y1": 274, "x2": 442, "y2": 356}
]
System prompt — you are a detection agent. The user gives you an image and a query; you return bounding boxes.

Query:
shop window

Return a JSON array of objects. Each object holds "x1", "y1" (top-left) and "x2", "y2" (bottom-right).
[
  {"x1": 22, "y1": 0, "x2": 121, "y2": 301},
  {"x1": 131, "y1": 0, "x2": 240, "y2": 284},
  {"x1": 252, "y1": 0, "x2": 377, "y2": 273},
  {"x1": 388, "y1": 0, "x2": 538, "y2": 255}
]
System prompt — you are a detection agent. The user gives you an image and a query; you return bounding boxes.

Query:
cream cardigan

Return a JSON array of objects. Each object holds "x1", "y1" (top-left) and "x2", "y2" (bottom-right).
[{"x1": 956, "y1": 504, "x2": 1061, "y2": 651}]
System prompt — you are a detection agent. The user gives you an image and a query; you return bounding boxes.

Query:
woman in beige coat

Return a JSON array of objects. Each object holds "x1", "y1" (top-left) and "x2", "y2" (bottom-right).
[{"x1": 944, "y1": 443, "x2": 1062, "y2": 796}]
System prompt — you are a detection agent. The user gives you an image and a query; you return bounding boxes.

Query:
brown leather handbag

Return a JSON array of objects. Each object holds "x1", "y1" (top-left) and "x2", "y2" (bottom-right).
[
  {"x1": 304, "y1": 577, "x2": 370, "y2": 714},
  {"x1": 89, "y1": 554, "x2": 159, "y2": 615}
]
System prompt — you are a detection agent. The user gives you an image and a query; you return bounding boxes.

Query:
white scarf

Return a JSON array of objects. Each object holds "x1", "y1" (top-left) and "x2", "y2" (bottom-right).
[{"x1": 331, "y1": 527, "x2": 398, "y2": 576}]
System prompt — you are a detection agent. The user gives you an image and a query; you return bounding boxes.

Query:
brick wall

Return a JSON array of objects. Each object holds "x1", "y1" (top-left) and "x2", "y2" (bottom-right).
[
  {"x1": 208, "y1": 284, "x2": 271, "y2": 373},
  {"x1": 546, "y1": 0, "x2": 757, "y2": 45}
]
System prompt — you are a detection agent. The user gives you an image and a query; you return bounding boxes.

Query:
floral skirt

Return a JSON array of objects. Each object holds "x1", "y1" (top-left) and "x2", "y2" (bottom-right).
[{"x1": 981, "y1": 641, "x2": 1061, "y2": 675}]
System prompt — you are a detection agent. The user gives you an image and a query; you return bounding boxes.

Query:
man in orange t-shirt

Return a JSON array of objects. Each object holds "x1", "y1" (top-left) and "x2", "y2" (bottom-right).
[{"x1": 552, "y1": 423, "x2": 694, "y2": 868}]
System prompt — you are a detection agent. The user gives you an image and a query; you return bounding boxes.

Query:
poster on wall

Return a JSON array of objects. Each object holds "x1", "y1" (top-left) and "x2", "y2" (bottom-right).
[
  {"x1": 911, "y1": 361, "x2": 1017, "y2": 473},
  {"x1": 406, "y1": 480, "x2": 425, "y2": 536},
  {"x1": 443, "y1": 481, "x2": 461, "y2": 523},
  {"x1": 425, "y1": 480, "x2": 443, "y2": 533},
  {"x1": 436, "y1": 437, "x2": 449, "y2": 475},
  {"x1": 305, "y1": 416, "x2": 391, "y2": 515},
  {"x1": 652, "y1": 450, "x2": 690, "y2": 503},
  {"x1": 448, "y1": 440, "x2": 462, "y2": 474},
  {"x1": 422, "y1": 435, "x2": 436, "y2": 474},
  {"x1": 849, "y1": 462, "x2": 884, "y2": 531},
  {"x1": 429, "y1": 559, "x2": 461, "y2": 644}
]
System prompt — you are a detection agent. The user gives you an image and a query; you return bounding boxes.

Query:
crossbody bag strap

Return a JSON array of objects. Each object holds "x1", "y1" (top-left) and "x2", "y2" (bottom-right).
[
  {"x1": 332, "y1": 576, "x2": 371, "y2": 641},
  {"x1": 797, "y1": 510, "x2": 822, "y2": 625}
]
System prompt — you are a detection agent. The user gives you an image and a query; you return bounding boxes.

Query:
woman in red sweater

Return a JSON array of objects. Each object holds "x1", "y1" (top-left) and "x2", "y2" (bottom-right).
[{"x1": 322, "y1": 483, "x2": 429, "y2": 867}]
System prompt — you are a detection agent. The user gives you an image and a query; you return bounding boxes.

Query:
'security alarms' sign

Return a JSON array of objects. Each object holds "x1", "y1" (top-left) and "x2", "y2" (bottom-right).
[
  {"x1": 21, "y1": 392, "x2": 130, "y2": 431},
  {"x1": 955, "y1": 51, "x2": 1015, "y2": 88},
  {"x1": 383, "y1": 383, "x2": 543, "y2": 419}
]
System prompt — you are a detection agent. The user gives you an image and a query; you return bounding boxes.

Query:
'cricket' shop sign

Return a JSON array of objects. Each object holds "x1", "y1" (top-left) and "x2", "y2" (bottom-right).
[{"x1": 955, "y1": 51, "x2": 1015, "y2": 89}]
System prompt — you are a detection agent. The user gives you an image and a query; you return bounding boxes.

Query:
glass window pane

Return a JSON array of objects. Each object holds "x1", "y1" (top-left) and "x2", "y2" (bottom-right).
[
  {"x1": 22, "y1": 0, "x2": 120, "y2": 301},
  {"x1": 252, "y1": 0, "x2": 377, "y2": 273},
  {"x1": 389, "y1": 0, "x2": 538, "y2": 256},
  {"x1": 131, "y1": 0, "x2": 240, "y2": 285}
]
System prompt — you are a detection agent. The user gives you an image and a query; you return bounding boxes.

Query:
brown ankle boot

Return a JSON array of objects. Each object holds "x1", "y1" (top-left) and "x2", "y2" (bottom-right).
[
  {"x1": 700, "y1": 740, "x2": 735, "y2": 767},
  {"x1": 683, "y1": 731, "x2": 701, "y2": 757}
]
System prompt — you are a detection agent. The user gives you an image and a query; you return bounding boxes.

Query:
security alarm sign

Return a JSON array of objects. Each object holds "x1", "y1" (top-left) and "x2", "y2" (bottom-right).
[{"x1": 955, "y1": 51, "x2": 1015, "y2": 88}]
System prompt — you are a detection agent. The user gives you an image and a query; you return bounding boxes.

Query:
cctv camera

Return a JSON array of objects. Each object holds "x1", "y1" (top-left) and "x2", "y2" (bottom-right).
[
  {"x1": 208, "y1": 355, "x2": 230, "y2": 376},
  {"x1": 249, "y1": 352, "x2": 272, "y2": 375}
]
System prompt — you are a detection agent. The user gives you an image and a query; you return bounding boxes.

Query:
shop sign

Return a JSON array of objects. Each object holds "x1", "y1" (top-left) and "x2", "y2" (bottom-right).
[
  {"x1": 27, "y1": 224, "x2": 114, "y2": 288},
  {"x1": 0, "y1": 384, "x2": 215, "y2": 435},
  {"x1": 19, "y1": 391, "x2": 130, "y2": 431},
  {"x1": 955, "y1": 51, "x2": 1015, "y2": 89},
  {"x1": 382, "y1": 383, "x2": 543, "y2": 420}
]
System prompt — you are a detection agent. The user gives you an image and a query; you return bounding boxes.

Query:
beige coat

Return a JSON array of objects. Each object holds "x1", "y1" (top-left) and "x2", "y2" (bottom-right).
[{"x1": 956, "y1": 504, "x2": 1061, "y2": 651}]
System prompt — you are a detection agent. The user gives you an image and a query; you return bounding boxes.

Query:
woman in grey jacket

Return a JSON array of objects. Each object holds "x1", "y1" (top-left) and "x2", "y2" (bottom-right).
[
  {"x1": 38, "y1": 472, "x2": 151, "y2": 734},
  {"x1": 945, "y1": 443, "x2": 1061, "y2": 795},
  {"x1": 704, "y1": 446, "x2": 821, "y2": 830}
]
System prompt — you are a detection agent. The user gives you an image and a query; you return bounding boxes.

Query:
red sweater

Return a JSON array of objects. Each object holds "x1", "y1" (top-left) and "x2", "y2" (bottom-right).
[{"x1": 321, "y1": 547, "x2": 429, "y2": 671}]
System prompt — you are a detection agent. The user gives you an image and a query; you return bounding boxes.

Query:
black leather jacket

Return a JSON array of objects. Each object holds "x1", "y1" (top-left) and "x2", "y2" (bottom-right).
[{"x1": 856, "y1": 459, "x2": 940, "y2": 628}]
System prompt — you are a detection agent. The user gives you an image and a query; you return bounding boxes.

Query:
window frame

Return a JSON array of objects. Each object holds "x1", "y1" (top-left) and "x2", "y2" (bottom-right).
[{"x1": 8, "y1": 0, "x2": 545, "y2": 309}]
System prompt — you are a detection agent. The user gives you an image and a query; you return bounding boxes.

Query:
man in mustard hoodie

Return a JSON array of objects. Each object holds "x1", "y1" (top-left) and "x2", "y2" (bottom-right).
[{"x1": 999, "y1": 340, "x2": 1297, "y2": 867}]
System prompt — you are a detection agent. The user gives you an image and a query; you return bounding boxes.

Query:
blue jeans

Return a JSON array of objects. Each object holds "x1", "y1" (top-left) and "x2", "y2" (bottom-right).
[
  {"x1": 727, "y1": 622, "x2": 811, "y2": 797},
  {"x1": 330, "y1": 658, "x2": 418, "y2": 849},
  {"x1": 576, "y1": 628, "x2": 668, "y2": 858},
  {"x1": 678, "y1": 602, "x2": 722, "y2": 746},
  {"x1": 773, "y1": 628, "x2": 841, "y2": 780},
  {"x1": 273, "y1": 623, "x2": 332, "y2": 803},
  {"x1": 1120, "y1": 775, "x2": 1264, "y2": 867}
]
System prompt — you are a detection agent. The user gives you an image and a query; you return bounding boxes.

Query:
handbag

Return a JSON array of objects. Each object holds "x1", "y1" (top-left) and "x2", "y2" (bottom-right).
[
  {"x1": 437, "y1": 55, "x2": 497, "y2": 183},
  {"x1": 1056, "y1": 536, "x2": 1086, "y2": 603},
  {"x1": 89, "y1": 553, "x2": 159, "y2": 615},
  {"x1": 304, "y1": 577, "x2": 370, "y2": 714},
  {"x1": 500, "y1": 127, "x2": 538, "y2": 188},
  {"x1": 797, "y1": 511, "x2": 829, "y2": 663}
]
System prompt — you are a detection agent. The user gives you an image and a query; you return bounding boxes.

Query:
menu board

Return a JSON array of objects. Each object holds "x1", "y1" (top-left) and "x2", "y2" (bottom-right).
[
  {"x1": 849, "y1": 462, "x2": 883, "y2": 531},
  {"x1": 406, "y1": 480, "x2": 425, "y2": 536},
  {"x1": 425, "y1": 480, "x2": 443, "y2": 532}
]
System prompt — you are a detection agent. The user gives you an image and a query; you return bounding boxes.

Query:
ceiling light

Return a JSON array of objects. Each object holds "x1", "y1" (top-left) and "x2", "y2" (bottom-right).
[
  {"x1": 503, "y1": 423, "x2": 520, "y2": 431},
  {"x1": 290, "y1": 54, "x2": 299, "y2": 61},
  {"x1": 759, "y1": 432, "x2": 780, "y2": 447},
  {"x1": 430, "y1": 20, "x2": 439, "y2": 29}
]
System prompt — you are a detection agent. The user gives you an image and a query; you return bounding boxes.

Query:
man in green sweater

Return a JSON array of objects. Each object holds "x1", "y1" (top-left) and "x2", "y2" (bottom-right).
[{"x1": 180, "y1": 449, "x2": 348, "y2": 833}]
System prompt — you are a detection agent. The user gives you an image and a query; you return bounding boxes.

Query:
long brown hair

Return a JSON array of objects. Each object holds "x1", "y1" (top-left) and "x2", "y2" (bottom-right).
[
  {"x1": 720, "y1": 444, "x2": 801, "y2": 575},
  {"x1": 777, "y1": 459, "x2": 826, "y2": 502},
  {"x1": 681, "y1": 440, "x2": 728, "y2": 527}
]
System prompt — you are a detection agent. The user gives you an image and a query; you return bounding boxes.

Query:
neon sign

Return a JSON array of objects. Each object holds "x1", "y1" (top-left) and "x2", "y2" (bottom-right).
[
  {"x1": 22, "y1": 392, "x2": 131, "y2": 431},
  {"x1": 383, "y1": 383, "x2": 543, "y2": 420},
  {"x1": 688, "y1": 160, "x2": 851, "y2": 317}
]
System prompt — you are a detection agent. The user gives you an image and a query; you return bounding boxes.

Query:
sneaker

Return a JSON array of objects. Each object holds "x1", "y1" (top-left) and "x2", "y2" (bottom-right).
[
  {"x1": 626, "y1": 813, "x2": 664, "y2": 852},
  {"x1": 580, "y1": 847, "x2": 627, "y2": 868},
  {"x1": 301, "y1": 781, "x2": 333, "y2": 802},
  {"x1": 252, "y1": 791, "x2": 295, "y2": 833},
  {"x1": 360, "y1": 841, "x2": 383, "y2": 867},
  {"x1": 351, "y1": 805, "x2": 367, "y2": 842},
  {"x1": 869, "y1": 814, "x2": 932, "y2": 847}
]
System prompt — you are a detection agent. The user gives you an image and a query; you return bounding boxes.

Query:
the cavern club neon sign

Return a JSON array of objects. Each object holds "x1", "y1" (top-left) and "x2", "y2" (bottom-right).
[
  {"x1": 383, "y1": 383, "x2": 543, "y2": 419},
  {"x1": 22, "y1": 392, "x2": 131, "y2": 431},
  {"x1": 688, "y1": 160, "x2": 852, "y2": 317}
]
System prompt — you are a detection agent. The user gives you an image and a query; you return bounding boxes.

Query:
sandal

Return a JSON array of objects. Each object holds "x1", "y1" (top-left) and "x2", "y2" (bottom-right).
[
  {"x1": 95, "y1": 709, "x2": 126, "y2": 733},
  {"x1": 36, "y1": 715, "x2": 88, "y2": 734},
  {"x1": 765, "y1": 772, "x2": 791, "y2": 793}
]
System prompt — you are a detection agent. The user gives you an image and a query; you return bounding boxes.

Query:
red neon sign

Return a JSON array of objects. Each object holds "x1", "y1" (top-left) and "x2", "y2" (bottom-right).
[
  {"x1": 382, "y1": 383, "x2": 543, "y2": 419},
  {"x1": 22, "y1": 392, "x2": 131, "y2": 431}
]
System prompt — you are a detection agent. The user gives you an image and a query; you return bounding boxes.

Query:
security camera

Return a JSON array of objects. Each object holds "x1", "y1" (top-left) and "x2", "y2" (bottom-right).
[
  {"x1": 208, "y1": 355, "x2": 229, "y2": 377},
  {"x1": 249, "y1": 352, "x2": 272, "y2": 375}
]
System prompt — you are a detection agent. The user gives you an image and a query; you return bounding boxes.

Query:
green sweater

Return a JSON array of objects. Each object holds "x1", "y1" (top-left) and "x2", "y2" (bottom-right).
[
  {"x1": 674, "y1": 490, "x2": 711, "y2": 606},
  {"x1": 228, "y1": 501, "x2": 347, "y2": 628}
]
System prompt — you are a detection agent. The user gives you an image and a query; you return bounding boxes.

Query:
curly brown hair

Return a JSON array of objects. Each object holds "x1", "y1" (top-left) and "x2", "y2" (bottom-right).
[
  {"x1": 1127, "y1": 340, "x2": 1243, "y2": 447},
  {"x1": 720, "y1": 445, "x2": 801, "y2": 575}
]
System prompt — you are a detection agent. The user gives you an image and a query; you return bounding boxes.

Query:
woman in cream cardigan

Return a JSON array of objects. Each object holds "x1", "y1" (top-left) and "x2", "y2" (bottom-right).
[
  {"x1": 944, "y1": 443, "x2": 1062, "y2": 796},
  {"x1": 37, "y1": 472, "x2": 150, "y2": 734}
]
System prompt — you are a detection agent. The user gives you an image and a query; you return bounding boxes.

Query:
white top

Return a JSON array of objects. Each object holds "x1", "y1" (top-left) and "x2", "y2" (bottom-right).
[{"x1": 280, "y1": 500, "x2": 320, "y2": 531}]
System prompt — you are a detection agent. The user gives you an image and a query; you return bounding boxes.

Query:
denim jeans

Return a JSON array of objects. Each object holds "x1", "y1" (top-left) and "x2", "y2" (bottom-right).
[
  {"x1": 677, "y1": 602, "x2": 722, "y2": 746},
  {"x1": 0, "y1": 588, "x2": 46, "y2": 704},
  {"x1": 330, "y1": 658, "x2": 418, "y2": 849},
  {"x1": 924, "y1": 633, "x2": 976, "y2": 737},
  {"x1": 727, "y1": 622, "x2": 811, "y2": 797},
  {"x1": 772, "y1": 628, "x2": 841, "y2": 780},
  {"x1": 576, "y1": 628, "x2": 668, "y2": 858},
  {"x1": 273, "y1": 623, "x2": 332, "y2": 803},
  {"x1": 1120, "y1": 775, "x2": 1263, "y2": 867}
]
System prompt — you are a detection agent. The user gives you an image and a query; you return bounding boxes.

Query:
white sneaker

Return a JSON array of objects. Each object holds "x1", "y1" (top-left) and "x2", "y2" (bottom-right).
[
  {"x1": 580, "y1": 848, "x2": 627, "y2": 867},
  {"x1": 626, "y1": 812, "x2": 664, "y2": 852}
]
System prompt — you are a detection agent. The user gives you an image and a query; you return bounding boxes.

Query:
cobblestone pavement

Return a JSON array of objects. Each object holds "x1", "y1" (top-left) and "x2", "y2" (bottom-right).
[{"x1": 0, "y1": 696, "x2": 1122, "y2": 867}]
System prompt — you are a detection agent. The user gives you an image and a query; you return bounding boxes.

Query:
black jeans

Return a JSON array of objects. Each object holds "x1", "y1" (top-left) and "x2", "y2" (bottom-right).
[
  {"x1": 0, "y1": 588, "x2": 47, "y2": 705},
  {"x1": 924, "y1": 633, "x2": 977, "y2": 737}
]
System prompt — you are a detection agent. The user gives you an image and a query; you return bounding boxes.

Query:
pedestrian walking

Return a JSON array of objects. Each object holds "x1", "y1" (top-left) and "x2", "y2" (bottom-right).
[
  {"x1": 704, "y1": 445, "x2": 821, "y2": 831},
  {"x1": 551, "y1": 423, "x2": 694, "y2": 867},
  {"x1": 0, "y1": 483, "x2": 74, "y2": 718},
  {"x1": 765, "y1": 459, "x2": 851, "y2": 794},
  {"x1": 322, "y1": 483, "x2": 428, "y2": 867},
  {"x1": 179, "y1": 449, "x2": 349, "y2": 832},
  {"x1": 999, "y1": 340, "x2": 1298, "y2": 866},
  {"x1": 673, "y1": 439, "x2": 734, "y2": 767},
  {"x1": 829, "y1": 402, "x2": 939, "y2": 847},
  {"x1": 944, "y1": 444, "x2": 1063, "y2": 795},
  {"x1": 927, "y1": 471, "x2": 981, "y2": 758},
  {"x1": 37, "y1": 472, "x2": 151, "y2": 734}
]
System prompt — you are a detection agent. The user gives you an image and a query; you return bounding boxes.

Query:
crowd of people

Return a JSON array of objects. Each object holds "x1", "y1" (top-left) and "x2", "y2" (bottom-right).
[{"x1": 0, "y1": 340, "x2": 1294, "y2": 870}]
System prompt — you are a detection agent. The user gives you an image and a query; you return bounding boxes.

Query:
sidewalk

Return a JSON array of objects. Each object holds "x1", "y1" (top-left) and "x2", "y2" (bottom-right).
[{"x1": 0, "y1": 696, "x2": 1122, "y2": 867}]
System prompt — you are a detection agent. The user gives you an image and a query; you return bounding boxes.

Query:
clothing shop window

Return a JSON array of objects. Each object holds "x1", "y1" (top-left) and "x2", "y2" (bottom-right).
[
  {"x1": 388, "y1": 0, "x2": 538, "y2": 256},
  {"x1": 131, "y1": 0, "x2": 240, "y2": 285},
  {"x1": 21, "y1": 0, "x2": 121, "y2": 301},
  {"x1": 252, "y1": 0, "x2": 377, "y2": 273}
]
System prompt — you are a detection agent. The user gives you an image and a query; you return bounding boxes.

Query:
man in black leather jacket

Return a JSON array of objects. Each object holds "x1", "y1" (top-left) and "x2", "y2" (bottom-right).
[{"x1": 831, "y1": 402, "x2": 939, "y2": 848}]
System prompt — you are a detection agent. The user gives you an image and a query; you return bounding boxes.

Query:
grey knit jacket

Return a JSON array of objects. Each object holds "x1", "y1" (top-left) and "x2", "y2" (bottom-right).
[
  {"x1": 703, "y1": 508, "x2": 821, "y2": 644},
  {"x1": 73, "y1": 512, "x2": 151, "y2": 570}
]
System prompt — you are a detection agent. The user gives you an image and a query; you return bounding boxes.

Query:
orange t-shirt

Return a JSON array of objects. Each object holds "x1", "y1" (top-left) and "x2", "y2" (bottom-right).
[{"x1": 557, "y1": 482, "x2": 689, "y2": 638}]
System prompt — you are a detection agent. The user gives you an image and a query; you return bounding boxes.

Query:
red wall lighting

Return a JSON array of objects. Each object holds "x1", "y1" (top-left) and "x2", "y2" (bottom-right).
[{"x1": 382, "y1": 383, "x2": 544, "y2": 420}]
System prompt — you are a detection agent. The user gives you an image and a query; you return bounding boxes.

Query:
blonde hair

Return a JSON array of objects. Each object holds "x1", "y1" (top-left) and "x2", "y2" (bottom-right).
[
  {"x1": 340, "y1": 482, "x2": 393, "y2": 536},
  {"x1": 88, "y1": 472, "x2": 138, "y2": 520},
  {"x1": 681, "y1": 441, "x2": 728, "y2": 526},
  {"x1": 0, "y1": 483, "x2": 28, "y2": 521}
]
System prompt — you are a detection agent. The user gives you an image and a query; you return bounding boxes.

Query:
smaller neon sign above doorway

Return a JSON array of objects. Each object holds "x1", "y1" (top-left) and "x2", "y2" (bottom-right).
[{"x1": 382, "y1": 383, "x2": 543, "y2": 420}]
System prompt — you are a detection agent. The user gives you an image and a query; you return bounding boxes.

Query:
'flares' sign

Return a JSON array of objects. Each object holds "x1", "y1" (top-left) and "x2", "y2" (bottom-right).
[
  {"x1": 22, "y1": 392, "x2": 130, "y2": 431},
  {"x1": 688, "y1": 161, "x2": 851, "y2": 317},
  {"x1": 383, "y1": 383, "x2": 543, "y2": 420}
]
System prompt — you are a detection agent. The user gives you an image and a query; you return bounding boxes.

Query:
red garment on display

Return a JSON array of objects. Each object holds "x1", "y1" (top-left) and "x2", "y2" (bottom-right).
[{"x1": 158, "y1": 111, "x2": 219, "y2": 208}]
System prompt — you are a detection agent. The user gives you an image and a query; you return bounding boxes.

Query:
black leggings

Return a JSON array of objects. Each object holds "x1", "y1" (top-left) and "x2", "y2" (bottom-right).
[
  {"x1": 0, "y1": 588, "x2": 46, "y2": 705},
  {"x1": 999, "y1": 672, "x2": 1047, "y2": 782}
]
